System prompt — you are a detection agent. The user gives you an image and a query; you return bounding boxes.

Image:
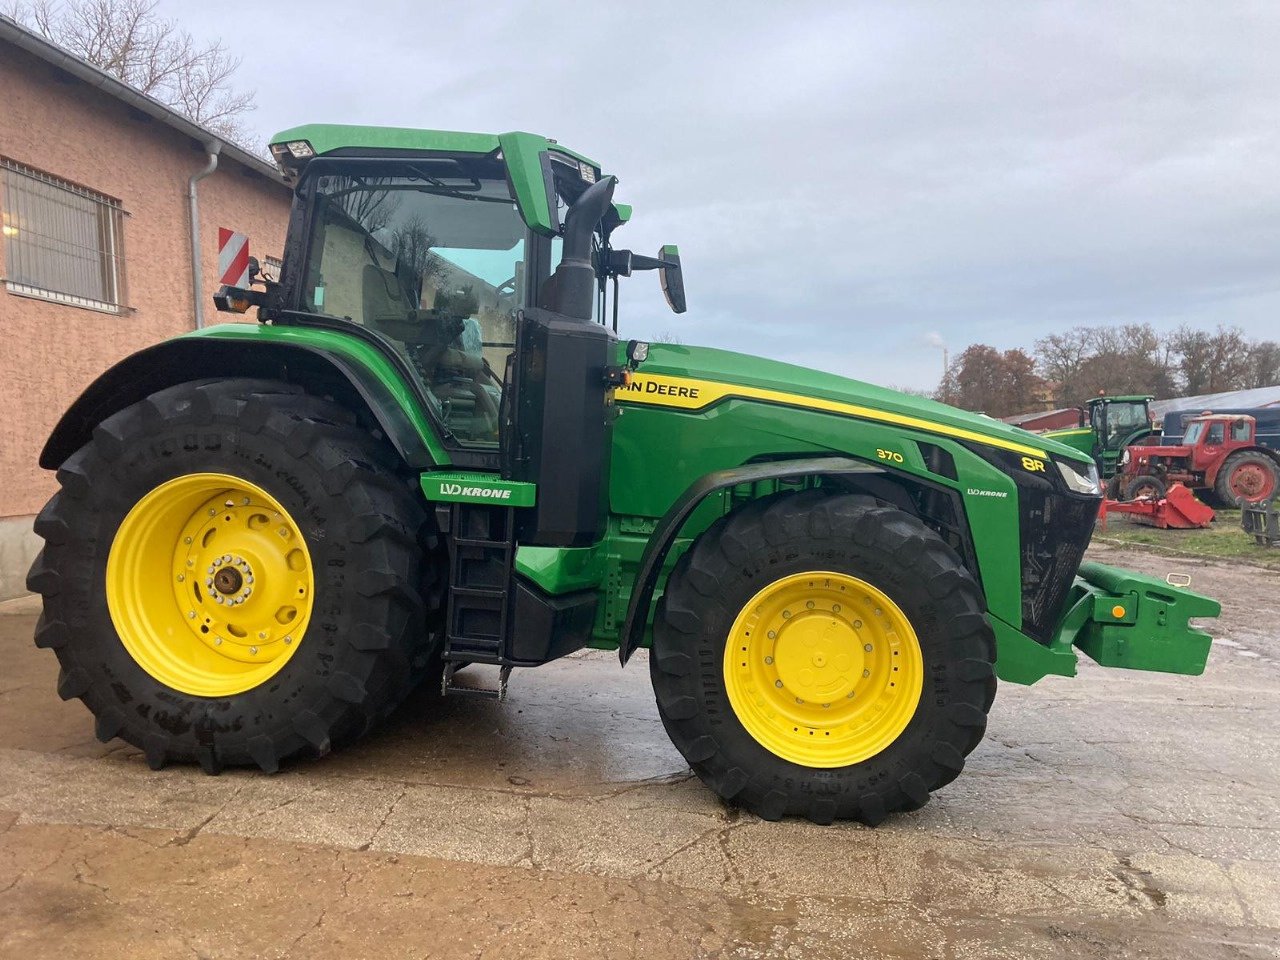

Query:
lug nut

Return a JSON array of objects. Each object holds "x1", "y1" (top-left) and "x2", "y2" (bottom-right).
[
  {"x1": 767, "y1": 630, "x2": 776, "y2": 639},
  {"x1": 864, "y1": 643, "x2": 873, "y2": 652},
  {"x1": 775, "y1": 680, "x2": 783, "y2": 688},
  {"x1": 782, "y1": 610, "x2": 791, "y2": 619},
  {"x1": 284, "y1": 636, "x2": 293, "y2": 645},
  {"x1": 806, "y1": 601, "x2": 815, "y2": 609},
  {"x1": 242, "y1": 497, "x2": 251, "y2": 506},
  {"x1": 176, "y1": 574, "x2": 185, "y2": 582},
  {"x1": 214, "y1": 637, "x2": 222, "y2": 646},
  {"x1": 853, "y1": 620, "x2": 862, "y2": 629},
  {"x1": 221, "y1": 554, "x2": 231, "y2": 563},
  {"x1": 863, "y1": 669, "x2": 870, "y2": 678},
  {"x1": 249, "y1": 646, "x2": 258, "y2": 655},
  {"x1": 208, "y1": 508, "x2": 217, "y2": 516},
  {"x1": 184, "y1": 537, "x2": 193, "y2": 545},
  {"x1": 187, "y1": 611, "x2": 196, "y2": 620},
  {"x1": 258, "y1": 631, "x2": 267, "y2": 639},
  {"x1": 795, "y1": 697, "x2": 804, "y2": 704},
  {"x1": 833, "y1": 604, "x2": 841, "y2": 613},
  {"x1": 764, "y1": 656, "x2": 774, "y2": 665}
]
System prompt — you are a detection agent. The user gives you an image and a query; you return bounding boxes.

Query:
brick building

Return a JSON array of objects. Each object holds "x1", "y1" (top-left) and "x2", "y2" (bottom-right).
[{"x1": 0, "y1": 15, "x2": 291, "y2": 599}]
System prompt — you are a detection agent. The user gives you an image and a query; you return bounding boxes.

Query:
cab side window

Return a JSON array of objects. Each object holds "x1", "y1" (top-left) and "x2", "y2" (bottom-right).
[
  {"x1": 1231, "y1": 419, "x2": 1251, "y2": 442},
  {"x1": 1206, "y1": 423, "x2": 1225, "y2": 444}
]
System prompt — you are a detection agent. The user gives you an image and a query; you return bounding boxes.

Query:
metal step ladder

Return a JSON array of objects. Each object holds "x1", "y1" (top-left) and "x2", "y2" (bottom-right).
[{"x1": 441, "y1": 502, "x2": 516, "y2": 701}]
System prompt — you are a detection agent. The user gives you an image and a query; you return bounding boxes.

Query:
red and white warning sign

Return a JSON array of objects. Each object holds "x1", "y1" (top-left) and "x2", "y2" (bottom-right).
[{"x1": 217, "y1": 228, "x2": 250, "y2": 286}]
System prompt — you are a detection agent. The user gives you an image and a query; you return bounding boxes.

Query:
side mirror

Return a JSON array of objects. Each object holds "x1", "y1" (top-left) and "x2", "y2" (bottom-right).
[{"x1": 658, "y1": 244, "x2": 686, "y2": 314}]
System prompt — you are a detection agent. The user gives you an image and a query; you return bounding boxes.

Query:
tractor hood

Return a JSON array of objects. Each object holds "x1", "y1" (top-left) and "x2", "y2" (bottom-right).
[{"x1": 622, "y1": 343, "x2": 1090, "y2": 464}]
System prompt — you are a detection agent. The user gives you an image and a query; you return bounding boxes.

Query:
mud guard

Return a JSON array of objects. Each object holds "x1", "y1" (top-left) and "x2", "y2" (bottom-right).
[
  {"x1": 618, "y1": 456, "x2": 869, "y2": 664},
  {"x1": 39, "y1": 337, "x2": 437, "y2": 470}
]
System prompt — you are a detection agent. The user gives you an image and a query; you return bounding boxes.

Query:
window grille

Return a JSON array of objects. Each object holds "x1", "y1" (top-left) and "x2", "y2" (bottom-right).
[{"x1": 1, "y1": 159, "x2": 125, "y2": 313}]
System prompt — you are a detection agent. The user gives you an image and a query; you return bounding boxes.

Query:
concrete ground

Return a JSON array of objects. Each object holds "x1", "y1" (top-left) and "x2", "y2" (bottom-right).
[{"x1": 0, "y1": 543, "x2": 1277, "y2": 959}]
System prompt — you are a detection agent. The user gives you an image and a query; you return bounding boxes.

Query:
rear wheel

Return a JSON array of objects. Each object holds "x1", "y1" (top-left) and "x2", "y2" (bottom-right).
[
  {"x1": 1215, "y1": 451, "x2": 1279, "y2": 506},
  {"x1": 650, "y1": 491, "x2": 996, "y2": 825},
  {"x1": 1123, "y1": 474, "x2": 1166, "y2": 501},
  {"x1": 27, "y1": 379, "x2": 433, "y2": 774}
]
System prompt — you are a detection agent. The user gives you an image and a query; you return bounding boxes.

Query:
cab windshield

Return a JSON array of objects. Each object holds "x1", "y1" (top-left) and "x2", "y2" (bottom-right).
[
  {"x1": 1103, "y1": 402, "x2": 1149, "y2": 449},
  {"x1": 300, "y1": 162, "x2": 528, "y2": 446}
]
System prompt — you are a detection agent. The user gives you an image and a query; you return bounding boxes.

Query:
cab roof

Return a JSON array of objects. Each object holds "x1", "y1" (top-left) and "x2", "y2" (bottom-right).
[{"x1": 269, "y1": 123, "x2": 602, "y2": 238}]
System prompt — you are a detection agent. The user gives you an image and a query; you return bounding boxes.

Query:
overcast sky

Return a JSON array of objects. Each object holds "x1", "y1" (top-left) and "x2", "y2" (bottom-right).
[{"x1": 166, "y1": 0, "x2": 1280, "y2": 392}]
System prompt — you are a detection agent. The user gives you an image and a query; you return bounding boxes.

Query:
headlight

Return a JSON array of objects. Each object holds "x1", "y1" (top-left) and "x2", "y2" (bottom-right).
[
  {"x1": 1121, "y1": 449, "x2": 1130, "y2": 465},
  {"x1": 1056, "y1": 457, "x2": 1100, "y2": 495}
]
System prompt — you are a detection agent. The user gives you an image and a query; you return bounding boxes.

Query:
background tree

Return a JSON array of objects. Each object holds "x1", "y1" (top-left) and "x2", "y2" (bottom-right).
[
  {"x1": 1035, "y1": 323, "x2": 1174, "y2": 406},
  {"x1": 1244, "y1": 340, "x2": 1280, "y2": 389},
  {"x1": 936, "y1": 344, "x2": 1045, "y2": 418},
  {"x1": 1167, "y1": 324, "x2": 1251, "y2": 395},
  {"x1": 7, "y1": 0, "x2": 256, "y2": 141}
]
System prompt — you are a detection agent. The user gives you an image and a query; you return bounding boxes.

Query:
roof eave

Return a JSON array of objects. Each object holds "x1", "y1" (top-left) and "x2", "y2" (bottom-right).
[{"x1": 0, "y1": 13, "x2": 282, "y2": 184}]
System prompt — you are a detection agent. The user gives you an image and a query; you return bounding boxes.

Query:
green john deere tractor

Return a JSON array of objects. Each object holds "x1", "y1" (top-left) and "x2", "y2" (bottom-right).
[
  {"x1": 28, "y1": 125, "x2": 1220, "y2": 824},
  {"x1": 1045, "y1": 395, "x2": 1159, "y2": 493}
]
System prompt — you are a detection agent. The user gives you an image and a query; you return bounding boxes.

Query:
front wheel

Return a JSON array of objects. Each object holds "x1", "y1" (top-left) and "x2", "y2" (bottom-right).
[
  {"x1": 1123, "y1": 474, "x2": 1166, "y2": 502},
  {"x1": 27, "y1": 379, "x2": 433, "y2": 774},
  {"x1": 650, "y1": 491, "x2": 996, "y2": 825}
]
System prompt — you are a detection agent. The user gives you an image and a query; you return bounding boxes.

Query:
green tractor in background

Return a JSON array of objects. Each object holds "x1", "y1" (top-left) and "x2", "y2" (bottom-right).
[
  {"x1": 1045, "y1": 395, "x2": 1159, "y2": 496},
  {"x1": 28, "y1": 125, "x2": 1219, "y2": 824}
]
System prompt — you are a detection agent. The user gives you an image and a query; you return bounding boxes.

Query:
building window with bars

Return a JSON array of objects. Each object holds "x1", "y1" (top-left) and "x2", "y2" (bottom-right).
[{"x1": 1, "y1": 159, "x2": 125, "y2": 313}]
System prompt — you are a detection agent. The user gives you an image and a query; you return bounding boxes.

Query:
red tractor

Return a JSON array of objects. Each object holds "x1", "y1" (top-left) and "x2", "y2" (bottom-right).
[{"x1": 1118, "y1": 413, "x2": 1280, "y2": 507}]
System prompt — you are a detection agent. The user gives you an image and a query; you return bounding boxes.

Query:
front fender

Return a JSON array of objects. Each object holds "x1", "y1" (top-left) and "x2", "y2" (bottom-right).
[
  {"x1": 40, "y1": 325, "x2": 449, "y2": 470},
  {"x1": 618, "y1": 456, "x2": 866, "y2": 665}
]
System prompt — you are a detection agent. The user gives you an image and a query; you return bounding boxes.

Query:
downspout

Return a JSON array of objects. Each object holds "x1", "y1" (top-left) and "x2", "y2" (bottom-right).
[{"x1": 188, "y1": 141, "x2": 221, "y2": 329}]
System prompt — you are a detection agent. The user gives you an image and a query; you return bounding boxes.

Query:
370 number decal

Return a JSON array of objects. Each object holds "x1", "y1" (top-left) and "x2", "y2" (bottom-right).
[{"x1": 876, "y1": 448, "x2": 905, "y2": 464}]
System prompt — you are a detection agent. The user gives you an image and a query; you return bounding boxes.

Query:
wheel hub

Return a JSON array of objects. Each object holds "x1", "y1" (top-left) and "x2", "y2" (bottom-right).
[
  {"x1": 723, "y1": 572, "x2": 924, "y2": 768},
  {"x1": 1232, "y1": 464, "x2": 1270, "y2": 499},
  {"x1": 772, "y1": 613, "x2": 863, "y2": 703},
  {"x1": 212, "y1": 562, "x2": 246, "y2": 596}
]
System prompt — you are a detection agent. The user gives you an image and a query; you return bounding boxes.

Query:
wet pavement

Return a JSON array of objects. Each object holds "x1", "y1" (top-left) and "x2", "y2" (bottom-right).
[{"x1": 1, "y1": 543, "x2": 1277, "y2": 959}]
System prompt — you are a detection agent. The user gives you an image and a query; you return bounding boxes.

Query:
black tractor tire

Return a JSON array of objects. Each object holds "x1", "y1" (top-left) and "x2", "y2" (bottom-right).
[
  {"x1": 27, "y1": 379, "x2": 435, "y2": 774},
  {"x1": 650, "y1": 491, "x2": 996, "y2": 825},
  {"x1": 1123, "y1": 474, "x2": 1166, "y2": 502},
  {"x1": 1214, "y1": 451, "x2": 1280, "y2": 507}
]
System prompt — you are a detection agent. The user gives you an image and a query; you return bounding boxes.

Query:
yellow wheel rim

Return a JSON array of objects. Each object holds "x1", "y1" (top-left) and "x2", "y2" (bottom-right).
[
  {"x1": 723, "y1": 571, "x2": 924, "y2": 768},
  {"x1": 106, "y1": 473, "x2": 314, "y2": 698}
]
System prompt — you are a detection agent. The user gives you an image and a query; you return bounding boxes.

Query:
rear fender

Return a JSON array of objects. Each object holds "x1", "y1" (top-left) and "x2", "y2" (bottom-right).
[{"x1": 40, "y1": 337, "x2": 441, "y2": 470}]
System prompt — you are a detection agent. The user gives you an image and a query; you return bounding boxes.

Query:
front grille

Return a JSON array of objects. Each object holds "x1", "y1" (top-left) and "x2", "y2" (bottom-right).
[
  {"x1": 961, "y1": 442, "x2": 1101, "y2": 646},
  {"x1": 1018, "y1": 487, "x2": 1098, "y2": 643}
]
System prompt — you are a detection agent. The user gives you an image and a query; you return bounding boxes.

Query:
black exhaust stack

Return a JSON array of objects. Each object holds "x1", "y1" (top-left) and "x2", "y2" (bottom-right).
[{"x1": 550, "y1": 175, "x2": 617, "y2": 320}]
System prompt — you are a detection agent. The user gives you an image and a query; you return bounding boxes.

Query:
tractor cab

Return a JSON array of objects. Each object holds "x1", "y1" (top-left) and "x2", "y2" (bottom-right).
[
  {"x1": 1086, "y1": 395, "x2": 1155, "y2": 464},
  {"x1": 1045, "y1": 394, "x2": 1155, "y2": 482},
  {"x1": 1178, "y1": 414, "x2": 1256, "y2": 466}
]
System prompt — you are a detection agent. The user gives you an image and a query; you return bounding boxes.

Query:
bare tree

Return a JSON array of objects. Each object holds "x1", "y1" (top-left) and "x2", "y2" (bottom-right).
[
  {"x1": 936, "y1": 344, "x2": 1046, "y2": 418},
  {"x1": 7, "y1": 0, "x2": 256, "y2": 142},
  {"x1": 1243, "y1": 339, "x2": 1280, "y2": 389},
  {"x1": 1168, "y1": 324, "x2": 1251, "y2": 395}
]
